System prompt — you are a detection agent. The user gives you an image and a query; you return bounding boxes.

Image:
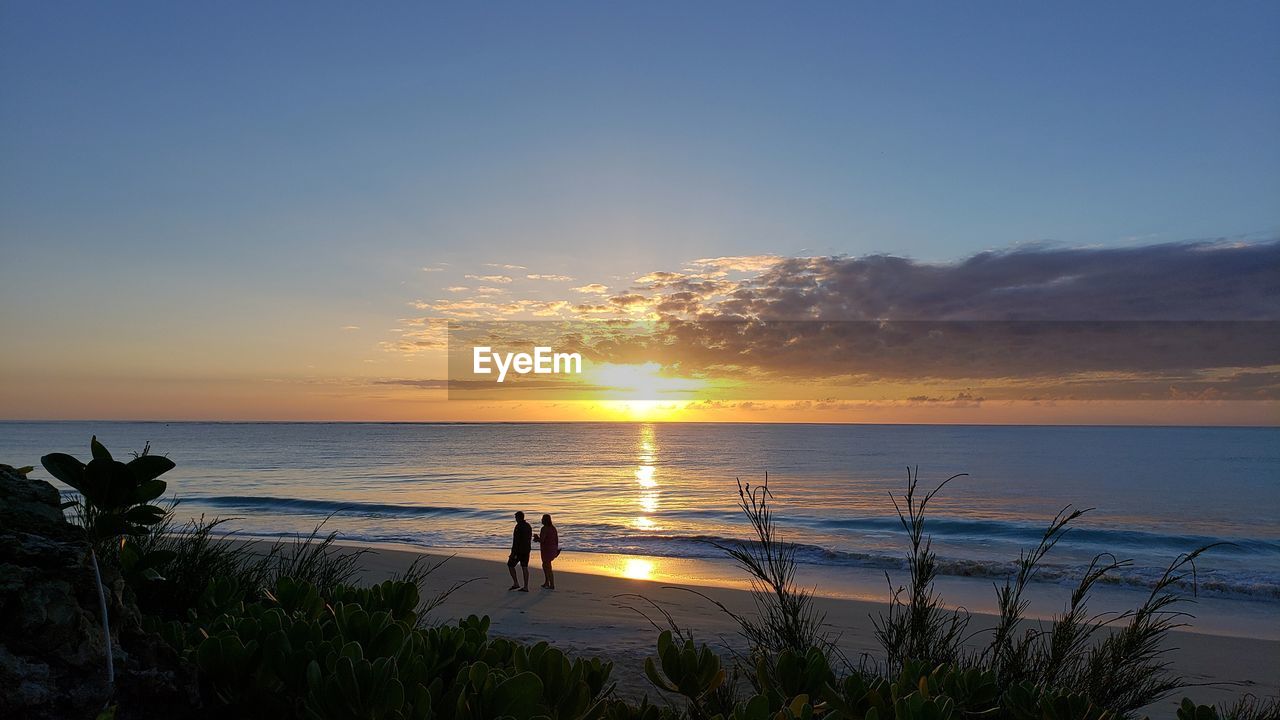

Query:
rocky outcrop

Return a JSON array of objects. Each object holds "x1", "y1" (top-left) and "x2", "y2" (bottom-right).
[{"x1": 0, "y1": 464, "x2": 197, "y2": 719}]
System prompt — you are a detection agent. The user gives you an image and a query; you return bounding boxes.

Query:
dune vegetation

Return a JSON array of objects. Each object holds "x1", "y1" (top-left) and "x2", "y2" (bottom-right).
[{"x1": 19, "y1": 438, "x2": 1280, "y2": 720}]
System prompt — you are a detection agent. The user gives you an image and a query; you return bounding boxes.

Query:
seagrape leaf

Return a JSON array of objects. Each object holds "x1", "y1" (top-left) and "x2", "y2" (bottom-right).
[
  {"x1": 41, "y1": 453, "x2": 86, "y2": 490},
  {"x1": 90, "y1": 435, "x2": 112, "y2": 461}
]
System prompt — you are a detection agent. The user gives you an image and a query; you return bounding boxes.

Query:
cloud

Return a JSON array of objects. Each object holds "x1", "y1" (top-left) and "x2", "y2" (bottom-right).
[
  {"x1": 905, "y1": 392, "x2": 985, "y2": 407},
  {"x1": 421, "y1": 265, "x2": 447, "y2": 272},
  {"x1": 527, "y1": 274, "x2": 574, "y2": 281},
  {"x1": 465, "y1": 274, "x2": 514, "y2": 284},
  {"x1": 707, "y1": 240, "x2": 1279, "y2": 321},
  {"x1": 411, "y1": 299, "x2": 573, "y2": 318},
  {"x1": 373, "y1": 378, "x2": 451, "y2": 389},
  {"x1": 636, "y1": 271, "x2": 686, "y2": 285},
  {"x1": 395, "y1": 239, "x2": 1280, "y2": 401},
  {"x1": 485, "y1": 263, "x2": 527, "y2": 270},
  {"x1": 374, "y1": 378, "x2": 612, "y2": 392},
  {"x1": 608, "y1": 293, "x2": 649, "y2": 307},
  {"x1": 340, "y1": 325, "x2": 360, "y2": 331},
  {"x1": 689, "y1": 255, "x2": 785, "y2": 274}
]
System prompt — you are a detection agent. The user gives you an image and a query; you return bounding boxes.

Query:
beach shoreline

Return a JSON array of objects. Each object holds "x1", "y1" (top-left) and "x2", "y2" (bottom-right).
[
  {"x1": 334, "y1": 542, "x2": 1280, "y2": 711},
  {"x1": 310, "y1": 539, "x2": 1280, "y2": 640}
]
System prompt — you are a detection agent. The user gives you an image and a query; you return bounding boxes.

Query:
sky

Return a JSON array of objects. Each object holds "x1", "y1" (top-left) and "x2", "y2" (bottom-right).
[{"x1": 1, "y1": 2, "x2": 1277, "y2": 423}]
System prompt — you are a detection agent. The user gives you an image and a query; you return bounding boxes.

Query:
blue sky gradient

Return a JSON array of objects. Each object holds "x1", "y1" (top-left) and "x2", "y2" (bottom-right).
[{"x1": 1, "y1": 2, "x2": 1276, "y2": 420}]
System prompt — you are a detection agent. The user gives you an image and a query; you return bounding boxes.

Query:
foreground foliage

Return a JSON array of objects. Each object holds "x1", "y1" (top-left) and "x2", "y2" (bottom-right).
[
  {"x1": 29, "y1": 438, "x2": 1274, "y2": 720},
  {"x1": 150, "y1": 576, "x2": 612, "y2": 720}
]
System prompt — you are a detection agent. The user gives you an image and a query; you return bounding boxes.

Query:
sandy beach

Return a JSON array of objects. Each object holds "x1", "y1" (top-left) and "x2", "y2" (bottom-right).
[{"x1": 346, "y1": 544, "x2": 1279, "y2": 711}]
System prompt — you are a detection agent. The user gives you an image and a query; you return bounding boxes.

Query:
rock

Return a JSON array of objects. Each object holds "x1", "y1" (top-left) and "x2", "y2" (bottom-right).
[
  {"x1": 0, "y1": 464, "x2": 111, "y2": 718},
  {"x1": 0, "y1": 462, "x2": 76, "y2": 540},
  {"x1": 0, "y1": 464, "x2": 198, "y2": 720}
]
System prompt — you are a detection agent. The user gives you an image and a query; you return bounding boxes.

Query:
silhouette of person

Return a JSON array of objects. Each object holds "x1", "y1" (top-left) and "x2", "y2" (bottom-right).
[
  {"x1": 507, "y1": 511, "x2": 533, "y2": 592},
  {"x1": 534, "y1": 513, "x2": 560, "y2": 590}
]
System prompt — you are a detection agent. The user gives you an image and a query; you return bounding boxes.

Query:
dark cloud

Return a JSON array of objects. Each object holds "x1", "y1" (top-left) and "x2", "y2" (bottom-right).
[
  {"x1": 707, "y1": 240, "x2": 1279, "y2": 321},
  {"x1": 434, "y1": 240, "x2": 1280, "y2": 401}
]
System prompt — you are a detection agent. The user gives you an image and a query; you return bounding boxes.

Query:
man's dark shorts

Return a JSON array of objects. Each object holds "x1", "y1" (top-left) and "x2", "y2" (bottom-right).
[{"x1": 507, "y1": 551, "x2": 530, "y2": 568}]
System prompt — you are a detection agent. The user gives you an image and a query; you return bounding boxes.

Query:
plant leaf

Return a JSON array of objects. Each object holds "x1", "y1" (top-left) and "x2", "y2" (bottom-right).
[
  {"x1": 90, "y1": 435, "x2": 112, "y2": 461},
  {"x1": 124, "y1": 504, "x2": 166, "y2": 525},
  {"x1": 133, "y1": 478, "x2": 167, "y2": 503},
  {"x1": 85, "y1": 458, "x2": 133, "y2": 508},
  {"x1": 128, "y1": 455, "x2": 175, "y2": 483},
  {"x1": 41, "y1": 453, "x2": 85, "y2": 489}
]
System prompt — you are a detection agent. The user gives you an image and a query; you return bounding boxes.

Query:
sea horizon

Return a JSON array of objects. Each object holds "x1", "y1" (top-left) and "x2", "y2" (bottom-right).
[
  {"x1": 7, "y1": 422, "x2": 1276, "y2": 621},
  {"x1": 4, "y1": 419, "x2": 1276, "y2": 428}
]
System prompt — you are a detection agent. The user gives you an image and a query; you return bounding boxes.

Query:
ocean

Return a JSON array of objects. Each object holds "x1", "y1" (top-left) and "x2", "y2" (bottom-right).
[{"x1": 4, "y1": 421, "x2": 1277, "y2": 622}]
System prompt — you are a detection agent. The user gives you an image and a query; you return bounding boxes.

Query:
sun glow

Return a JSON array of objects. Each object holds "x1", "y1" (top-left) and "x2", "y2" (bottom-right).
[
  {"x1": 589, "y1": 362, "x2": 705, "y2": 398},
  {"x1": 635, "y1": 465, "x2": 657, "y2": 487},
  {"x1": 584, "y1": 363, "x2": 707, "y2": 420},
  {"x1": 621, "y1": 558, "x2": 655, "y2": 580},
  {"x1": 605, "y1": 400, "x2": 681, "y2": 420}
]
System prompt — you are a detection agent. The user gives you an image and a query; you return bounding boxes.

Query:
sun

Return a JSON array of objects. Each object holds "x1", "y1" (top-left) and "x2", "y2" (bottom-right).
[
  {"x1": 588, "y1": 362, "x2": 704, "y2": 398},
  {"x1": 603, "y1": 400, "x2": 679, "y2": 420},
  {"x1": 585, "y1": 362, "x2": 706, "y2": 420}
]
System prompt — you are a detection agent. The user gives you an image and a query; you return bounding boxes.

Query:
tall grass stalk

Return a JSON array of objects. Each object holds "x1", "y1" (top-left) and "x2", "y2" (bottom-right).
[
  {"x1": 1036, "y1": 552, "x2": 1129, "y2": 688},
  {"x1": 986, "y1": 505, "x2": 1089, "y2": 685},
  {"x1": 1219, "y1": 694, "x2": 1280, "y2": 720},
  {"x1": 1075, "y1": 545, "x2": 1216, "y2": 713},
  {"x1": 392, "y1": 555, "x2": 477, "y2": 625},
  {"x1": 130, "y1": 506, "x2": 265, "y2": 619},
  {"x1": 872, "y1": 467, "x2": 970, "y2": 673},
  {"x1": 711, "y1": 475, "x2": 833, "y2": 661},
  {"x1": 133, "y1": 508, "x2": 368, "y2": 617},
  {"x1": 260, "y1": 518, "x2": 366, "y2": 595},
  {"x1": 866, "y1": 466, "x2": 1217, "y2": 716}
]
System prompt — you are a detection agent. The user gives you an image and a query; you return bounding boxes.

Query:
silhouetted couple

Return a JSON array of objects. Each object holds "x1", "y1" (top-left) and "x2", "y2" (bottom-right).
[{"x1": 507, "y1": 511, "x2": 559, "y2": 592}]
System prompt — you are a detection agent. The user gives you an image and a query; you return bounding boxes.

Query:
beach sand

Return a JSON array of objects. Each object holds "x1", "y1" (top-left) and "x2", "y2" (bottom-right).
[{"x1": 344, "y1": 544, "x2": 1278, "y2": 711}]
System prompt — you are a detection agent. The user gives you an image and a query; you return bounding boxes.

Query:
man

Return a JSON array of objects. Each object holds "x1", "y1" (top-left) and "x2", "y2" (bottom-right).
[{"x1": 507, "y1": 511, "x2": 533, "y2": 592}]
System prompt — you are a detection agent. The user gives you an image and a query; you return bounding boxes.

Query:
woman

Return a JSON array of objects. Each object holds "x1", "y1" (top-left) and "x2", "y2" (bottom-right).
[{"x1": 533, "y1": 513, "x2": 560, "y2": 590}]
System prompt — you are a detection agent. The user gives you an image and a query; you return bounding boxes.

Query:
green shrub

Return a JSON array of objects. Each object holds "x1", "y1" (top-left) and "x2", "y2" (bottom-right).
[
  {"x1": 41, "y1": 436, "x2": 173, "y2": 545},
  {"x1": 644, "y1": 630, "x2": 726, "y2": 715},
  {"x1": 171, "y1": 569, "x2": 613, "y2": 720}
]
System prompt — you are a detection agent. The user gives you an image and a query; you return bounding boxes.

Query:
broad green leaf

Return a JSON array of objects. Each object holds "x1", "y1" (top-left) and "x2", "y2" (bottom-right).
[
  {"x1": 84, "y1": 458, "x2": 133, "y2": 508},
  {"x1": 133, "y1": 478, "x2": 167, "y2": 503},
  {"x1": 41, "y1": 453, "x2": 85, "y2": 489},
  {"x1": 128, "y1": 455, "x2": 175, "y2": 483},
  {"x1": 124, "y1": 504, "x2": 166, "y2": 525}
]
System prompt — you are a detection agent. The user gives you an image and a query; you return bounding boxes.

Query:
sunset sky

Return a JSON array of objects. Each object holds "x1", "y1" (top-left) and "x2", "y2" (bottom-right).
[{"x1": 1, "y1": 3, "x2": 1277, "y2": 423}]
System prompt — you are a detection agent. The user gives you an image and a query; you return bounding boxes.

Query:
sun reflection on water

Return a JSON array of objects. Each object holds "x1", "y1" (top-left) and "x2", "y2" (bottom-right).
[
  {"x1": 634, "y1": 425, "x2": 660, "y2": 531},
  {"x1": 635, "y1": 465, "x2": 657, "y2": 487},
  {"x1": 638, "y1": 493, "x2": 658, "y2": 514},
  {"x1": 621, "y1": 558, "x2": 655, "y2": 580}
]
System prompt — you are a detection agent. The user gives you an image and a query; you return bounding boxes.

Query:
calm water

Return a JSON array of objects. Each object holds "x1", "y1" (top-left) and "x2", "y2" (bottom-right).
[{"x1": 3, "y1": 422, "x2": 1278, "y2": 604}]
